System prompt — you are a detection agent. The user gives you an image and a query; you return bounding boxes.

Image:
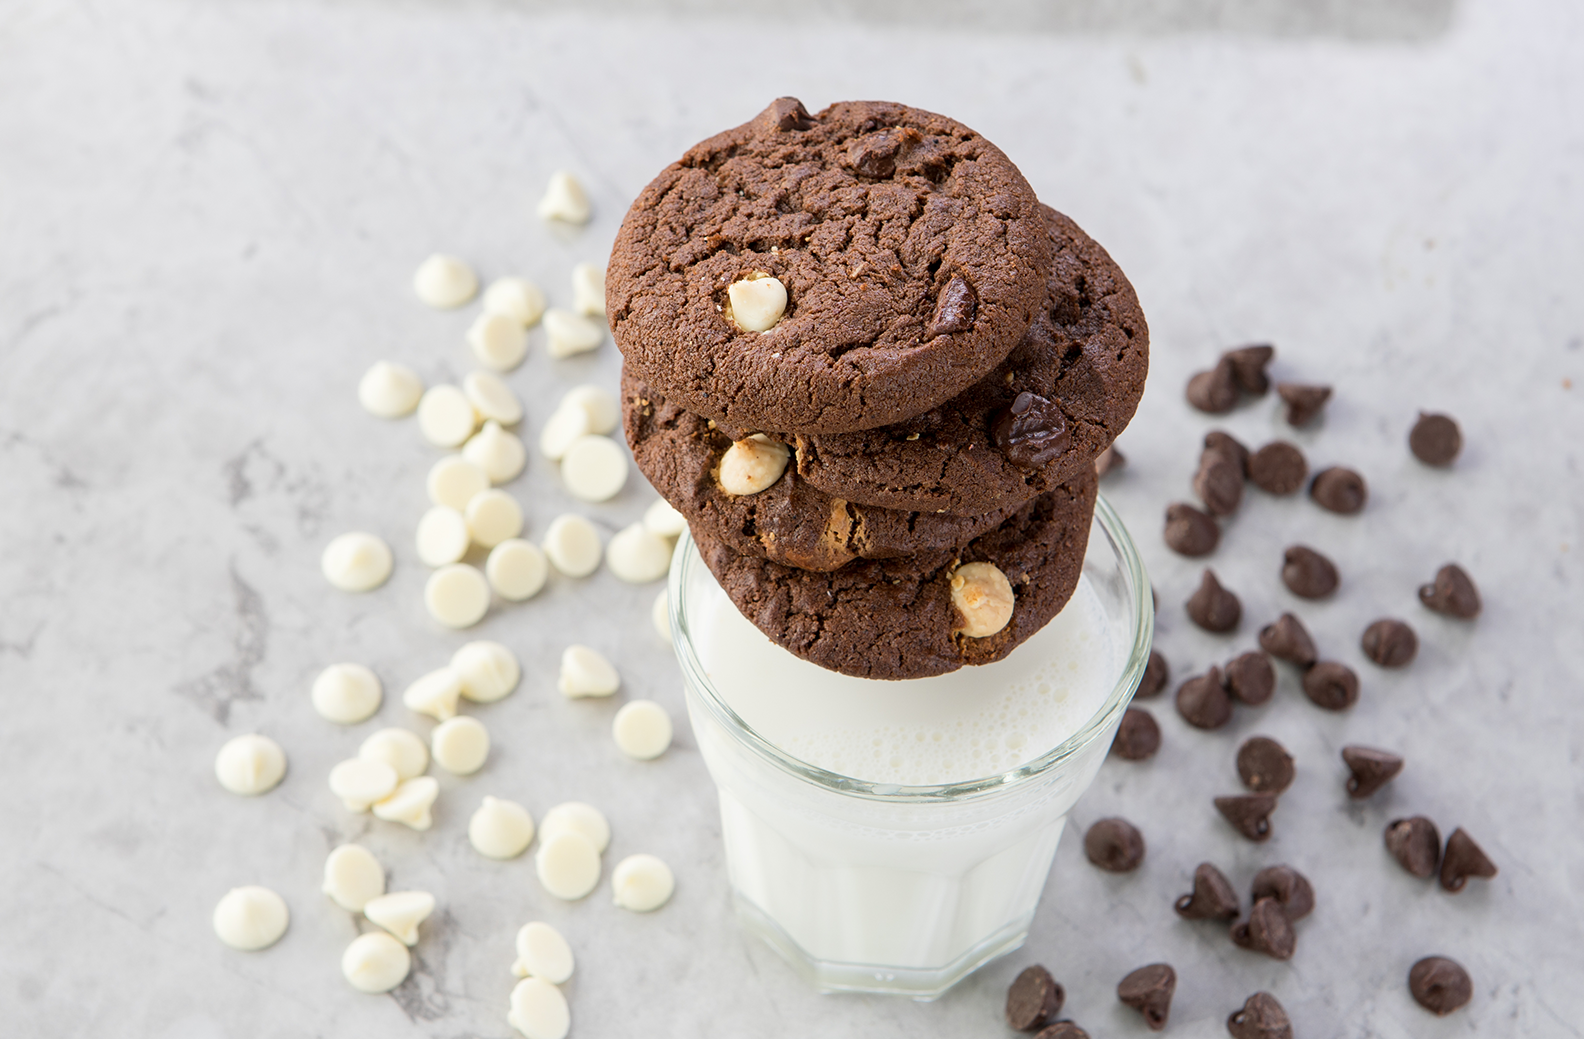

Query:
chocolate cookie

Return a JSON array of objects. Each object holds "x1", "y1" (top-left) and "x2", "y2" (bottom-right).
[
  {"x1": 623, "y1": 370, "x2": 1021, "y2": 571},
  {"x1": 692, "y1": 472, "x2": 1098, "y2": 679},
  {"x1": 608, "y1": 98, "x2": 1054, "y2": 434}
]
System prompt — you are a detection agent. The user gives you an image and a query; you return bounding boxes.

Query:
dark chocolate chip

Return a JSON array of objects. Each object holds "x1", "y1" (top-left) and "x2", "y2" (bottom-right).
[
  {"x1": 847, "y1": 128, "x2": 902, "y2": 178},
  {"x1": 1112, "y1": 707, "x2": 1161, "y2": 761},
  {"x1": 1223, "y1": 344, "x2": 1275, "y2": 396},
  {"x1": 1230, "y1": 897, "x2": 1295, "y2": 959},
  {"x1": 1301, "y1": 660, "x2": 1359, "y2": 710},
  {"x1": 1409, "y1": 956, "x2": 1473, "y2": 1015},
  {"x1": 760, "y1": 96, "x2": 815, "y2": 132},
  {"x1": 1282, "y1": 545, "x2": 1339, "y2": 599},
  {"x1": 1385, "y1": 816, "x2": 1441, "y2": 877},
  {"x1": 1187, "y1": 358, "x2": 1239, "y2": 414},
  {"x1": 1216, "y1": 793, "x2": 1277, "y2": 841},
  {"x1": 1277, "y1": 382, "x2": 1331, "y2": 426},
  {"x1": 992, "y1": 391, "x2": 1071, "y2": 469},
  {"x1": 1247, "y1": 441, "x2": 1308, "y2": 495},
  {"x1": 1419, "y1": 563, "x2": 1481, "y2": 619},
  {"x1": 1033, "y1": 1023, "x2": 1090, "y2": 1039},
  {"x1": 1237, "y1": 737, "x2": 1295, "y2": 794},
  {"x1": 1310, "y1": 466, "x2": 1368, "y2": 514},
  {"x1": 1195, "y1": 451, "x2": 1245, "y2": 516},
  {"x1": 927, "y1": 274, "x2": 977, "y2": 338},
  {"x1": 1439, "y1": 827, "x2": 1497, "y2": 892},
  {"x1": 1084, "y1": 817, "x2": 1146, "y2": 873},
  {"x1": 1361, "y1": 619, "x2": 1418, "y2": 667},
  {"x1": 1409, "y1": 412, "x2": 1463, "y2": 467},
  {"x1": 1006, "y1": 964, "x2": 1065, "y2": 1032},
  {"x1": 1258, "y1": 613, "x2": 1317, "y2": 668},
  {"x1": 1227, "y1": 992, "x2": 1293, "y2": 1039},
  {"x1": 1224, "y1": 651, "x2": 1275, "y2": 705},
  {"x1": 1138, "y1": 649, "x2": 1169, "y2": 698},
  {"x1": 1176, "y1": 667, "x2": 1233, "y2": 730},
  {"x1": 1164, "y1": 502, "x2": 1220, "y2": 557},
  {"x1": 1187, "y1": 569, "x2": 1241, "y2": 632},
  {"x1": 1342, "y1": 746, "x2": 1404, "y2": 798},
  {"x1": 1095, "y1": 444, "x2": 1126, "y2": 478},
  {"x1": 1116, "y1": 964, "x2": 1176, "y2": 1032},
  {"x1": 1250, "y1": 865, "x2": 1314, "y2": 920},
  {"x1": 1174, "y1": 862, "x2": 1240, "y2": 921},
  {"x1": 1205, "y1": 429, "x2": 1250, "y2": 475}
]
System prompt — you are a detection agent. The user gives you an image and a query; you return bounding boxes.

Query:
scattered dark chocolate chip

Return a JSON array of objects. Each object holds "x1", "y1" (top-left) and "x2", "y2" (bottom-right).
[
  {"x1": 1310, "y1": 466, "x2": 1368, "y2": 514},
  {"x1": 1250, "y1": 865, "x2": 1314, "y2": 920},
  {"x1": 1138, "y1": 649, "x2": 1169, "y2": 698},
  {"x1": 1409, "y1": 956, "x2": 1473, "y2": 1015},
  {"x1": 1248, "y1": 441, "x2": 1308, "y2": 495},
  {"x1": 1282, "y1": 545, "x2": 1339, "y2": 599},
  {"x1": 1006, "y1": 964, "x2": 1065, "y2": 1032},
  {"x1": 848, "y1": 129, "x2": 902, "y2": 179},
  {"x1": 1226, "y1": 992, "x2": 1293, "y2": 1039},
  {"x1": 1084, "y1": 817, "x2": 1146, "y2": 873},
  {"x1": 1117, "y1": 964, "x2": 1176, "y2": 1031},
  {"x1": 1342, "y1": 746, "x2": 1404, "y2": 798},
  {"x1": 1176, "y1": 667, "x2": 1233, "y2": 730},
  {"x1": 1237, "y1": 737, "x2": 1295, "y2": 794},
  {"x1": 1361, "y1": 619, "x2": 1418, "y2": 668},
  {"x1": 1230, "y1": 897, "x2": 1296, "y2": 959},
  {"x1": 1174, "y1": 862, "x2": 1240, "y2": 921},
  {"x1": 1223, "y1": 344, "x2": 1275, "y2": 395},
  {"x1": 1258, "y1": 613, "x2": 1317, "y2": 668},
  {"x1": 1094, "y1": 444, "x2": 1125, "y2": 478},
  {"x1": 1215, "y1": 793, "x2": 1277, "y2": 841},
  {"x1": 1187, "y1": 569, "x2": 1242, "y2": 632},
  {"x1": 927, "y1": 273, "x2": 977, "y2": 337},
  {"x1": 1385, "y1": 816, "x2": 1441, "y2": 877},
  {"x1": 1277, "y1": 382, "x2": 1331, "y2": 426},
  {"x1": 1204, "y1": 429, "x2": 1250, "y2": 475},
  {"x1": 1439, "y1": 828, "x2": 1497, "y2": 892},
  {"x1": 1224, "y1": 651, "x2": 1275, "y2": 705},
  {"x1": 1301, "y1": 660, "x2": 1359, "y2": 710},
  {"x1": 1112, "y1": 707, "x2": 1161, "y2": 761},
  {"x1": 992, "y1": 391, "x2": 1071, "y2": 469},
  {"x1": 761, "y1": 97, "x2": 816, "y2": 132},
  {"x1": 1195, "y1": 450, "x2": 1245, "y2": 516},
  {"x1": 1164, "y1": 502, "x2": 1220, "y2": 557},
  {"x1": 1419, "y1": 563, "x2": 1481, "y2": 619},
  {"x1": 1187, "y1": 359, "x2": 1239, "y2": 414},
  {"x1": 1409, "y1": 413, "x2": 1463, "y2": 467},
  {"x1": 1033, "y1": 1023, "x2": 1090, "y2": 1039}
]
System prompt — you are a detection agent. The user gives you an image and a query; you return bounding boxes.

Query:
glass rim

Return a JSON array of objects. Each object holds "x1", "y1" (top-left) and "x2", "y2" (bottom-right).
[{"x1": 667, "y1": 493, "x2": 1155, "y2": 804}]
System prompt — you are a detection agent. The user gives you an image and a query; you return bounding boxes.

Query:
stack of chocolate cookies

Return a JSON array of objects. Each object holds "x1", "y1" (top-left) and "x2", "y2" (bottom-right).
[{"x1": 609, "y1": 98, "x2": 1148, "y2": 679}]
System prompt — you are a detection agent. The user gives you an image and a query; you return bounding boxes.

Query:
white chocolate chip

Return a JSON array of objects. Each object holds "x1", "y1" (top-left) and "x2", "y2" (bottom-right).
[
  {"x1": 538, "y1": 403, "x2": 593, "y2": 461},
  {"x1": 651, "y1": 590, "x2": 670, "y2": 641},
  {"x1": 328, "y1": 758, "x2": 398, "y2": 812},
  {"x1": 312, "y1": 663, "x2": 383, "y2": 725},
  {"x1": 509, "y1": 976, "x2": 571, "y2": 1039},
  {"x1": 543, "y1": 308, "x2": 603, "y2": 359},
  {"x1": 537, "y1": 170, "x2": 590, "y2": 225},
  {"x1": 535, "y1": 830, "x2": 601, "y2": 901},
  {"x1": 949, "y1": 561, "x2": 1016, "y2": 638},
  {"x1": 427, "y1": 455, "x2": 489, "y2": 511},
  {"x1": 363, "y1": 891, "x2": 435, "y2": 946},
  {"x1": 401, "y1": 667, "x2": 464, "y2": 721},
  {"x1": 451, "y1": 640, "x2": 520, "y2": 703},
  {"x1": 643, "y1": 498, "x2": 687, "y2": 539},
  {"x1": 417, "y1": 385, "x2": 478, "y2": 447},
  {"x1": 541, "y1": 514, "x2": 602, "y2": 577},
  {"x1": 482, "y1": 276, "x2": 547, "y2": 327},
  {"x1": 372, "y1": 775, "x2": 439, "y2": 830},
  {"x1": 717, "y1": 434, "x2": 790, "y2": 496},
  {"x1": 424, "y1": 563, "x2": 491, "y2": 628},
  {"x1": 465, "y1": 489, "x2": 524, "y2": 548},
  {"x1": 605, "y1": 523, "x2": 673, "y2": 583},
  {"x1": 726, "y1": 273, "x2": 787, "y2": 332},
  {"x1": 358, "y1": 727, "x2": 429, "y2": 781},
  {"x1": 342, "y1": 931, "x2": 411, "y2": 993},
  {"x1": 322, "y1": 844, "x2": 385, "y2": 912},
  {"x1": 416, "y1": 506, "x2": 470, "y2": 567},
  {"x1": 468, "y1": 311, "x2": 529, "y2": 371},
  {"x1": 469, "y1": 796, "x2": 534, "y2": 860},
  {"x1": 512, "y1": 921, "x2": 574, "y2": 983},
  {"x1": 611, "y1": 853, "x2": 674, "y2": 912},
  {"x1": 561, "y1": 384, "x2": 619, "y2": 434},
  {"x1": 539, "y1": 801, "x2": 610, "y2": 853},
  {"x1": 560, "y1": 434, "x2": 627, "y2": 502},
  {"x1": 558, "y1": 645, "x2": 619, "y2": 698},
  {"x1": 214, "y1": 734, "x2": 286, "y2": 796},
  {"x1": 431, "y1": 716, "x2": 490, "y2": 775},
  {"x1": 213, "y1": 886, "x2": 289, "y2": 951},
  {"x1": 612, "y1": 700, "x2": 673, "y2": 760},
  {"x1": 463, "y1": 420, "x2": 527, "y2": 484},
  {"x1": 462, "y1": 370, "x2": 524, "y2": 425},
  {"x1": 487, "y1": 539, "x2": 549, "y2": 601},
  {"x1": 321, "y1": 532, "x2": 393, "y2": 592},
  {"x1": 413, "y1": 254, "x2": 478, "y2": 309},
  {"x1": 571, "y1": 262, "x2": 605, "y2": 316},
  {"x1": 358, "y1": 361, "x2": 423, "y2": 418}
]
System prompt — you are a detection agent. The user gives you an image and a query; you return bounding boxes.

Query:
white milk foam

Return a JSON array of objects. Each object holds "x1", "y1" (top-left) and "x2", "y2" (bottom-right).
[{"x1": 695, "y1": 573, "x2": 1117, "y2": 786}]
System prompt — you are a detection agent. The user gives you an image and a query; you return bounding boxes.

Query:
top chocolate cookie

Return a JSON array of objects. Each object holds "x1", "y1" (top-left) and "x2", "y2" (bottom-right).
[{"x1": 607, "y1": 98, "x2": 1053, "y2": 434}]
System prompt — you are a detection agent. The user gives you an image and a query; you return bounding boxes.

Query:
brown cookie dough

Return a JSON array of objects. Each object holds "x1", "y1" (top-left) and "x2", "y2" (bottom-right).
[{"x1": 607, "y1": 98, "x2": 1053, "y2": 434}]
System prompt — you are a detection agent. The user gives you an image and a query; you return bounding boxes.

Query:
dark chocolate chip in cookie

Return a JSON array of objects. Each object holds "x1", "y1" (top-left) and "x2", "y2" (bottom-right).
[
  {"x1": 1176, "y1": 667, "x2": 1232, "y2": 730},
  {"x1": 1301, "y1": 660, "x2": 1359, "y2": 710},
  {"x1": 1277, "y1": 382, "x2": 1331, "y2": 426},
  {"x1": 1419, "y1": 563, "x2": 1481, "y2": 618},
  {"x1": 1409, "y1": 413, "x2": 1463, "y2": 467},
  {"x1": 1237, "y1": 737, "x2": 1295, "y2": 794},
  {"x1": 928, "y1": 274, "x2": 978, "y2": 337},
  {"x1": 1385, "y1": 816, "x2": 1441, "y2": 877},
  {"x1": 1230, "y1": 897, "x2": 1296, "y2": 959},
  {"x1": 1164, "y1": 502, "x2": 1220, "y2": 557},
  {"x1": 1195, "y1": 450, "x2": 1245, "y2": 516},
  {"x1": 1094, "y1": 444, "x2": 1125, "y2": 478},
  {"x1": 1225, "y1": 651, "x2": 1275, "y2": 705},
  {"x1": 1259, "y1": 613, "x2": 1317, "y2": 667},
  {"x1": 1034, "y1": 1023, "x2": 1090, "y2": 1039},
  {"x1": 760, "y1": 96, "x2": 816, "y2": 132},
  {"x1": 1116, "y1": 964, "x2": 1176, "y2": 1031},
  {"x1": 1409, "y1": 957, "x2": 1473, "y2": 1015},
  {"x1": 1216, "y1": 794, "x2": 1277, "y2": 841},
  {"x1": 1282, "y1": 545, "x2": 1339, "y2": 599},
  {"x1": 993, "y1": 391, "x2": 1071, "y2": 469},
  {"x1": 1187, "y1": 569, "x2": 1242, "y2": 632},
  {"x1": 1175, "y1": 862, "x2": 1240, "y2": 921},
  {"x1": 1084, "y1": 817, "x2": 1146, "y2": 872},
  {"x1": 1342, "y1": 746, "x2": 1404, "y2": 798},
  {"x1": 1187, "y1": 358, "x2": 1239, "y2": 414},
  {"x1": 1138, "y1": 648, "x2": 1169, "y2": 698},
  {"x1": 1310, "y1": 466, "x2": 1368, "y2": 514},
  {"x1": 1439, "y1": 828, "x2": 1497, "y2": 892},
  {"x1": 1227, "y1": 992, "x2": 1293, "y2": 1039},
  {"x1": 1006, "y1": 964, "x2": 1065, "y2": 1032},
  {"x1": 1248, "y1": 441, "x2": 1308, "y2": 495},
  {"x1": 1250, "y1": 865, "x2": 1314, "y2": 920},
  {"x1": 1205, "y1": 429, "x2": 1251, "y2": 474},
  {"x1": 1112, "y1": 708, "x2": 1161, "y2": 761},
  {"x1": 1224, "y1": 344, "x2": 1275, "y2": 395},
  {"x1": 1361, "y1": 619, "x2": 1418, "y2": 667}
]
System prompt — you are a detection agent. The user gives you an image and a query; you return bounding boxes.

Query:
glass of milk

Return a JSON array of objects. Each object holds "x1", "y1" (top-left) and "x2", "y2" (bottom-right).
[{"x1": 669, "y1": 495, "x2": 1152, "y2": 1000}]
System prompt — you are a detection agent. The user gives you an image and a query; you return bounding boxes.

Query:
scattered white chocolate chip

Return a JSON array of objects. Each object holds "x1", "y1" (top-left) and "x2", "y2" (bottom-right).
[
  {"x1": 651, "y1": 590, "x2": 670, "y2": 641},
  {"x1": 561, "y1": 384, "x2": 619, "y2": 434},
  {"x1": 643, "y1": 498, "x2": 687, "y2": 539},
  {"x1": 538, "y1": 402, "x2": 593, "y2": 461},
  {"x1": 431, "y1": 716, "x2": 490, "y2": 775},
  {"x1": 726, "y1": 273, "x2": 787, "y2": 332},
  {"x1": 323, "y1": 844, "x2": 385, "y2": 912},
  {"x1": 717, "y1": 434, "x2": 789, "y2": 496},
  {"x1": 364, "y1": 890, "x2": 435, "y2": 946},
  {"x1": 482, "y1": 276, "x2": 547, "y2": 327},
  {"x1": 372, "y1": 776, "x2": 439, "y2": 830},
  {"x1": 214, "y1": 734, "x2": 287, "y2": 796},
  {"x1": 513, "y1": 921, "x2": 574, "y2": 983},
  {"x1": 535, "y1": 830, "x2": 601, "y2": 901},
  {"x1": 329, "y1": 758, "x2": 399, "y2": 812},
  {"x1": 571, "y1": 262, "x2": 605, "y2": 316},
  {"x1": 427, "y1": 455, "x2": 490, "y2": 511},
  {"x1": 611, "y1": 853, "x2": 675, "y2": 912},
  {"x1": 543, "y1": 308, "x2": 603, "y2": 359},
  {"x1": 417, "y1": 385, "x2": 478, "y2": 448},
  {"x1": 606, "y1": 523, "x2": 673, "y2": 583},
  {"x1": 451, "y1": 640, "x2": 521, "y2": 703},
  {"x1": 560, "y1": 434, "x2": 627, "y2": 502},
  {"x1": 358, "y1": 361, "x2": 423, "y2": 418},
  {"x1": 509, "y1": 976, "x2": 571, "y2": 1039},
  {"x1": 612, "y1": 700, "x2": 673, "y2": 760},
  {"x1": 359, "y1": 727, "x2": 429, "y2": 781},
  {"x1": 425, "y1": 563, "x2": 491, "y2": 628},
  {"x1": 213, "y1": 886, "x2": 289, "y2": 951},
  {"x1": 321, "y1": 532, "x2": 393, "y2": 592},
  {"x1": 413, "y1": 254, "x2": 478, "y2": 309},
  {"x1": 416, "y1": 506, "x2": 470, "y2": 567},
  {"x1": 464, "y1": 420, "x2": 527, "y2": 484},
  {"x1": 465, "y1": 489, "x2": 524, "y2": 548},
  {"x1": 402, "y1": 667, "x2": 464, "y2": 721},
  {"x1": 462, "y1": 370, "x2": 524, "y2": 425},
  {"x1": 949, "y1": 561, "x2": 1016, "y2": 638},
  {"x1": 542, "y1": 514, "x2": 602, "y2": 577},
  {"x1": 487, "y1": 539, "x2": 549, "y2": 601},
  {"x1": 537, "y1": 171, "x2": 590, "y2": 225},
  {"x1": 312, "y1": 663, "x2": 383, "y2": 724},
  {"x1": 469, "y1": 311, "x2": 529, "y2": 372},
  {"x1": 559, "y1": 645, "x2": 619, "y2": 698},
  {"x1": 342, "y1": 931, "x2": 411, "y2": 993},
  {"x1": 469, "y1": 796, "x2": 534, "y2": 859},
  {"x1": 539, "y1": 801, "x2": 610, "y2": 853}
]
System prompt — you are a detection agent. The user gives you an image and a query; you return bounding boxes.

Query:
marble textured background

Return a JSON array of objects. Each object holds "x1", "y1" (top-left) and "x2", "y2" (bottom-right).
[{"x1": 1, "y1": 0, "x2": 1581, "y2": 1035}]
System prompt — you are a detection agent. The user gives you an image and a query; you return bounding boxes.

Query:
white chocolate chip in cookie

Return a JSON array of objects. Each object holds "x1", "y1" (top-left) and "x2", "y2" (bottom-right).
[
  {"x1": 539, "y1": 801, "x2": 610, "y2": 853},
  {"x1": 364, "y1": 890, "x2": 435, "y2": 946},
  {"x1": 482, "y1": 276, "x2": 546, "y2": 327},
  {"x1": 717, "y1": 434, "x2": 790, "y2": 496},
  {"x1": 611, "y1": 853, "x2": 675, "y2": 912},
  {"x1": 469, "y1": 796, "x2": 534, "y2": 860},
  {"x1": 312, "y1": 663, "x2": 383, "y2": 724},
  {"x1": 949, "y1": 561, "x2": 1016, "y2": 638},
  {"x1": 571, "y1": 261, "x2": 605, "y2": 316},
  {"x1": 214, "y1": 734, "x2": 287, "y2": 796},
  {"x1": 612, "y1": 700, "x2": 672, "y2": 760},
  {"x1": 342, "y1": 931, "x2": 410, "y2": 993},
  {"x1": 451, "y1": 640, "x2": 520, "y2": 703},
  {"x1": 401, "y1": 667, "x2": 464, "y2": 721},
  {"x1": 462, "y1": 370, "x2": 523, "y2": 425},
  {"x1": 431, "y1": 716, "x2": 490, "y2": 775},
  {"x1": 322, "y1": 532, "x2": 393, "y2": 592},
  {"x1": 535, "y1": 830, "x2": 601, "y2": 901},
  {"x1": 543, "y1": 308, "x2": 604, "y2": 359},
  {"x1": 606, "y1": 523, "x2": 673, "y2": 583},
  {"x1": 559, "y1": 645, "x2": 619, "y2": 698},
  {"x1": 463, "y1": 420, "x2": 527, "y2": 484},
  {"x1": 213, "y1": 886, "x2": 289, "y2": 951},
  {"x1": 426, "y1": 563, "x2": 491, "y2": 628},
  {"x1": 322, "y1": 844, "x2": 384, "y2": 912},
  {"x1": 372, "y1": 775, "x2": 439, "y2": 830},
  {"x1": 413, "y1": 254, "x2": 477, "y2": 309},
  {"x1": 512, "y1": 921, "x2": 573, "y2": 983},
  {"x1": 329, "y1": 757, "x2": 398, "y2": 812},
  {"x1": 542, "y1": 514, "x2": 602, "y2": 577},
  {"x1": 468, "y1": 311, "x2": 529, "y2": 372},
  {"x1": 509, "y1": 976, "x2": 571, "y2": 1039},
  {"x1": 359, "y1": 727, "x2": 429, "y2": 780},
  {"x1": 538, "y1": 170, "x2": 591, "y2": 225},
  {"x1": 560, "y1": 434, "x2": 627, "y2": 502},
  {"x1": 487, "y1": 539, "x2": 549, "y2": 601},
  {"x1": 418, "y1": 385, "x2": 478, "y2": 447},
  {"x1": 358, "y1": 361, "x2": 423, "y2": 418},
  {"x1": 726, "y1": 272, "x2": 787, "y2": 332}
]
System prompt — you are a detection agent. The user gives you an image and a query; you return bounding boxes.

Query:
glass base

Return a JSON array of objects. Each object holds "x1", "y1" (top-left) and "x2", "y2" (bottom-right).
[{"x1": 732, "y1": 891, "x2": 1029, "y2": 1000}]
